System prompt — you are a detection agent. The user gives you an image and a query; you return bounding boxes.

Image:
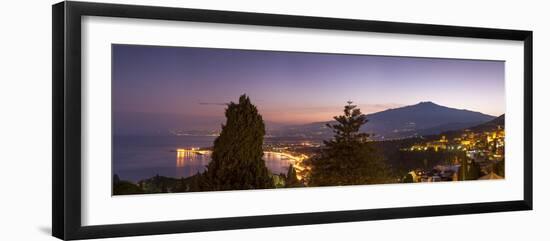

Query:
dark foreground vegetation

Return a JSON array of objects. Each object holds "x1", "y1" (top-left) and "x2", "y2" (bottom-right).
[{"x1": 113, "y1": 95, "x2": 504, "y2": 195}]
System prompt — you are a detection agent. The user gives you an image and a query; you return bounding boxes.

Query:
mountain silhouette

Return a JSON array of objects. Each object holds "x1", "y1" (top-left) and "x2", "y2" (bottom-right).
[
  {"x1": 436, "y1": 114, "x2": 504, "y2": 138},
  {"x1": 275, "y1": 101, "x2": 496, "y2": 140}
]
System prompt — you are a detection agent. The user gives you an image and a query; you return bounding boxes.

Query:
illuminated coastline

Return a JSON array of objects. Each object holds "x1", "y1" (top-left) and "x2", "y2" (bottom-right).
[{"x1": 175, "y1": 148, "x2": 309, "y2": 180}]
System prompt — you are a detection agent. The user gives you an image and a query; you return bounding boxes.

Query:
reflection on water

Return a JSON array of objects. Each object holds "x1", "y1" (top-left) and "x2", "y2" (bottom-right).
[
  {"x1": 263, "y1": 151, "x2": 303, "y2": 175},
  {"x1": 175, "y1": 149, "x2": 300, "y2": 177},
  {"x1": 175, "y1": 149, "x2": 210, "y2": 177},
  {"x1": 113, "y1": 136, "x2": 309, "y2": 182}
]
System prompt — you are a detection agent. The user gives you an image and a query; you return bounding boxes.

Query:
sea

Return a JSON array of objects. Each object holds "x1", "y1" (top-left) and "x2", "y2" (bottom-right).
[{"x1": 113, "y1": 135, "x2": 296, "y2": 182}]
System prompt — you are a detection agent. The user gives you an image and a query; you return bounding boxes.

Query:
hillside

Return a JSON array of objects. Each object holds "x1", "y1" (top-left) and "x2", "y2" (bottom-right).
[{"x1": 273, "y1": 102, "x2": 496, "y2": 140}]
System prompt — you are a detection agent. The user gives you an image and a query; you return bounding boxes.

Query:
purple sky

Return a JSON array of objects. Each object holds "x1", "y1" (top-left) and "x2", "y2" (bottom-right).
[{"x1": 113, "y1": 44, "x2": 504, "y2": 125}]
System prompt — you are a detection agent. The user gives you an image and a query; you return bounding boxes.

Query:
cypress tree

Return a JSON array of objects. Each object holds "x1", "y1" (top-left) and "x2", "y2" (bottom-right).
[{"x1": 202, "y1": 94, "x2": 274, "y2": 190}]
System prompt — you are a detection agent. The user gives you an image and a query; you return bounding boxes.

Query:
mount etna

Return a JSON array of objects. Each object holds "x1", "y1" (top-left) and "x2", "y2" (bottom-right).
[{"x1": 272, "y1": 101, "x2": 496, "y2": 140}]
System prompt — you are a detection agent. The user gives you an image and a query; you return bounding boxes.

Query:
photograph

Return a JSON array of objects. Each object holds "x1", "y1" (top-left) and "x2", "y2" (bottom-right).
[{"x1": 111, "y1": 44, "x2": 506, "y2": 195}]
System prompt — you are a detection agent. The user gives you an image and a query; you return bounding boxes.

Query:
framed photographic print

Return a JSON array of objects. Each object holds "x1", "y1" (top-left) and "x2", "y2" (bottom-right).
[{"x1": 52, "y1": 1, "x2": 533, "y2": 240}]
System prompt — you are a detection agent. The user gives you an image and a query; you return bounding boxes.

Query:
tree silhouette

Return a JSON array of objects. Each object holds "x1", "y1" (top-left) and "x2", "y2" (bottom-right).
[
  {"x1": 307, "y1": 101, "x2": 391, "y2": 186},
  {"x1": 326, "y1": 101, "x2": 371, "y2": 145},
  {"x1": 457, "y1": 159, "x2": 482, "y2": 181},
  {"x1": 202, "y1": 94, "x2": 274, "y2": 190},
  {"x1": 112, "y1": 174, "x2": 144, "y2": 195},
  {"x1": 285, "y1": 164, "x2": 303, "y2": 188}
]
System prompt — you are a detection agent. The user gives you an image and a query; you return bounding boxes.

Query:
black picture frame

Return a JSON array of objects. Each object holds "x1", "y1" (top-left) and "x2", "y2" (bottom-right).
[{"x1": 52, "y1": 1, "x2": 533, "y2": 240}]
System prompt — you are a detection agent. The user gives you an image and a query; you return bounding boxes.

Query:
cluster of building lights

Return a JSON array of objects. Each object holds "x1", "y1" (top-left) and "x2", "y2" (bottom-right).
[
  {"x1": 402, "y1": 126, "x2": 505, "y2": 183},
  {"x1": 406, "y1": 127, "x2": 505, "y2": 154}
]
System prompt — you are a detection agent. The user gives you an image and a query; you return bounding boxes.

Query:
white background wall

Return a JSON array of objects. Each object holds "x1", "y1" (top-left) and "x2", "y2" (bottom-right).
[{"x1": 0, "y1": 0, "x2": 548, "y2": 240}]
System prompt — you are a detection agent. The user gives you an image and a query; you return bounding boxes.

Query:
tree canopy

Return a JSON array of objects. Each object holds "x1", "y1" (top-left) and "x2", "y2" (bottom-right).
[
  {"x1": 202, "y1": 94, "x2": 274, "y2": 190},
  {"x1": 307, "y1": 101, "x2": 391, "y2": 186},
  {"x1": 285, "y1": 164, "x2": 303, "y2": 188}
]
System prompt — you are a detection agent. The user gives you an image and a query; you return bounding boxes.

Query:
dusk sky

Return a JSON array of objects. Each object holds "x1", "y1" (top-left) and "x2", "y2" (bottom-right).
[{"x1": 112, "y1": 44, "x2": 505, "y2": 126}]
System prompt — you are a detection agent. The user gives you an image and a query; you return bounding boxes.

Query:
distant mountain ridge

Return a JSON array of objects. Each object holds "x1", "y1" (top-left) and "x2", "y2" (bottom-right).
[
  {"x1": 273, "y1": 101, "x2": 497, "y2": 140},
  {"x1": 115, "y1": 102, "x2": 498, "y2": 139},
  {"x1": 440, "y1": 114, "x2": 504, "y2": 137}
]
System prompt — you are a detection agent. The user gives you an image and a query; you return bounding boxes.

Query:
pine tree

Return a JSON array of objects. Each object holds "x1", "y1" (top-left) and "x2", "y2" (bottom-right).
[
  {"x1": 326, "y1": 101, "x2": 370, "y2": 145},
  {"x1": 202, "y1": 94, "x2": 274, "y2": 190},
  {"x1": 307, "y1": 101, "x2": 391, "y2": 186}
]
